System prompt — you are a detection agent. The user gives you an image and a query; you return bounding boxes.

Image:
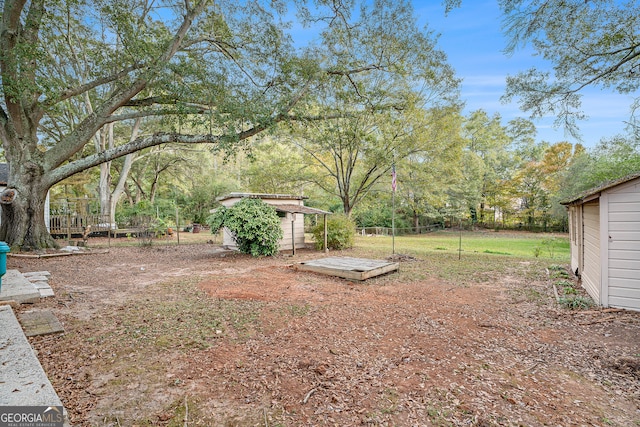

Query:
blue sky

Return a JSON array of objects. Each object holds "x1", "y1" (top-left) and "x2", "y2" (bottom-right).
[
  {"x1": 284, "y1": 0, "x2": 634, "y2": 148},
  {"x1": 419, "y1": 1, "x2": 634, "y2": 149}
]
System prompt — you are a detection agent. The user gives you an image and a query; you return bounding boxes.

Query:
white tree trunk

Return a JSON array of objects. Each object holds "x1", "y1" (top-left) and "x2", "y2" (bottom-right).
[{"x1": 107, "y1": 118, "x2": 142, "y2": 223}]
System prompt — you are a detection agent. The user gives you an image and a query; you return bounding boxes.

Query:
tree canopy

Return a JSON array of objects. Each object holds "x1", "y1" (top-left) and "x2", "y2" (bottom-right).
[
  {"x1": 4, "y1": 0, "x2": 637, "y2": 250},
  {"x1": 0, "y1": 0, "x2": 458, "y2": 250},
  {"x1": 499, "y1": 0, "x2": 640, "y2": 136}
]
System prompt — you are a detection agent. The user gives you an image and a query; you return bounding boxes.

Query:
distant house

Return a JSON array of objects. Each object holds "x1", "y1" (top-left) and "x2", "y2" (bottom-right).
[
  {"x1": 0, "y1": 164, "x2": 51, "y2": 232},
  {"x1": 215, "y1": 193, "x2": 331, "y2": 252},
  {"x1": 562, "y1": 172, "x2": 640, "y2": 312}
]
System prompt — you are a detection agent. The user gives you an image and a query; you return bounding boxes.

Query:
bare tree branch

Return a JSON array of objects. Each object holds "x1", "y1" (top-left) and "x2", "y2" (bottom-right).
[
  {"x1": 43, "y1": 1, "x2": 210, "y2": 172},
  {"x1": 48, "y1": 64, "x2": 146, "y2": 105}
]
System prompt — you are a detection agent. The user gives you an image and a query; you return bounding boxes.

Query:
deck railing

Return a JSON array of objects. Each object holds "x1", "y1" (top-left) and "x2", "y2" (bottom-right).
[{"x1": 49, "y1": 214, "x2": 115, "y2": 236}]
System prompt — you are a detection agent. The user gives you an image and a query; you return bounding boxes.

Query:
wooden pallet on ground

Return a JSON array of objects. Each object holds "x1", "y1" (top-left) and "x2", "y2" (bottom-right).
[{"x1": 294, "y1": 256, "x2": 399, "y2": 281}]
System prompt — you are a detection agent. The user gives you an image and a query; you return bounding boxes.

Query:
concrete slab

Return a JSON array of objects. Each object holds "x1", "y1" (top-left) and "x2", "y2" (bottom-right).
[
  {"x1": 31, "y1": 280, "x2": 52, "y2": 289},
  {"x1": 24, "y1": 275, "x2": 50, "y2": 283},
  {"x1": 27, "y1": 280, "x2": 56, "y2": 298},
  {"x1": 22, "y1": 271, "x2": 52, "y2": 278},
  {"x1": 39, "y1": 288, "x2": 56, "y2": 298},
  {"x1": 0, "y1": 270, "x2": 41, "y2": 303},
  {"x1": 0, "y1": 306, "x2": 64, "y2": 406},
  {"x1": 19, "y1": 310, "x2": 65, "y2": 337}
]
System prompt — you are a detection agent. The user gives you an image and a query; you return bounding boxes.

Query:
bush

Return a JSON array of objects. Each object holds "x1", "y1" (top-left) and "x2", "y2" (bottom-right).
[
  {"x1": 559, "y1": 296, "x2": 595, "y2": 310},
  {"x1": 207, "y1": 198, "x2": 283, "y2": 257},
  {"x1": 115, "y1": 200, "x2": 169, "y2": 246},
  {"x1": 311, "y1": 214, "x2": 355, "y2": 250}
]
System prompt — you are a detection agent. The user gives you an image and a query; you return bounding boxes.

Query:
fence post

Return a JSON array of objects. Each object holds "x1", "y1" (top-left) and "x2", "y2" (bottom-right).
[
  {"x1": 175, "y1": 206, "x2": 180, "y2": 245},
  {"x1": 67, "y1": 210, "x2": 71, "y2": 244}
]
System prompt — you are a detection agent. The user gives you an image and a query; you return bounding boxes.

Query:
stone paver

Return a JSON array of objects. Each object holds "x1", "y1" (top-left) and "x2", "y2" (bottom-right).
[
  {"x1": 0, "y1": 272, "x2": 70, "y2": 425},
  {"x1": 22, "y1": 271, "x2": 52, "y2": 277},
  {"x1": 0, "y1": 270, "x2": 41, "y2": 303},
  {"x1": 18, "y1": 310, "x2": 65, "y2": 337},
  {"x1": 0, "y1": 306, "x2": 64, "y2": 406}
]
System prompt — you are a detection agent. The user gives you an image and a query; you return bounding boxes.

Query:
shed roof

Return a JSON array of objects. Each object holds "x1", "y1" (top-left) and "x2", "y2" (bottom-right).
[
  {"x1": 561, "y1": 171, "x2": 640, "y2": 206},
  {"x1": 217, "y1": 192, "x2": 308, "y2": 202},
  {"x1": 273, "y1": 204, "x2": 332, "y2": 215},
  {"x1": 213, "y1": 192, "x2": 331, "y2": 215}
]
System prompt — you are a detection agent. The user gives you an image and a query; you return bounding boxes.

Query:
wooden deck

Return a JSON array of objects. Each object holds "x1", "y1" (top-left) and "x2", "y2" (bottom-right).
[{"x1": 294, "y1": 256, "x2": 399, "y2": 281}]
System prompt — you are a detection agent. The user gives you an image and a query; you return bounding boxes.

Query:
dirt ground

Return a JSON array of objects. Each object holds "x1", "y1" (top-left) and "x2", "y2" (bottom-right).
[{"x1": 8, "y1": 239, "x2": 640, "y2": 426}]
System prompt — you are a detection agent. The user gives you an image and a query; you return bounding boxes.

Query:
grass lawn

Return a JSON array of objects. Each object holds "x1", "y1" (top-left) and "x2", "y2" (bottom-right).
[{"x1": 354, "y1": 230, "x2": 570, "y2": 261}]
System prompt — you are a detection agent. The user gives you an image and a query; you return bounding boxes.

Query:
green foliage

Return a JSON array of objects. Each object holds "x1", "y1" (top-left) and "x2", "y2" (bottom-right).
[
  {"x1": 532, "y1": 246, "x2": 542, "y2": 258},
  {"x1": 4, "y1": 0, "x2": 464, "y2": 251},
  {"x1": 179, "y1": 180, "x2": 232, "y2": 225},
  {"x1": 352, "y1": 200, "x2": 394, "y2": 228},
  {"x1": 501, "y1": 1, "x2": 640, "y2": 135},
  {"x1": 207, "y1": 198, "x2": 283, "y2": 257},
  {"x1": 559, "y1": 137, "x2": 640, "y2": 202},
  {"x1": 533, "y1": 237, "x2": 563, "y2": 259},
  {"x1": 311, "y1": 214, "x2": 355, "y2": 250},
  {"x1": 555, "y1": 279, "x2": 572, "y2": 287},
  {"x1": 461, "y1": 109, "x2": 514, "y2": 226},
  {"x1": 483, "y1": 249, "x2": 511, "y2": 255},
  {"x1": 116, "y1": 200, "x2": 168, "y2": 246},
  {"x1": 243, "y1": 139, "x2": 309, "y2": 194},
  {"x1": 559, "y1": 296, "x2": 594, "y2": 311},
  {"x1": 207, "y1": 209, "x2": 225, "y2": 235},
  {"x1": 550, "y1": 269, "x2": 570, "y2": 279},
  {"x1": 541, "y1": 237, "x2": 558, "y2": 258}
]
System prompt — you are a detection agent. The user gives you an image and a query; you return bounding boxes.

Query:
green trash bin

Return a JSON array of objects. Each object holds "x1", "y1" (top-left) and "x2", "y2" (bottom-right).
[{"x1": 0, "y1": 241, "x2": 10, "y2": 292}]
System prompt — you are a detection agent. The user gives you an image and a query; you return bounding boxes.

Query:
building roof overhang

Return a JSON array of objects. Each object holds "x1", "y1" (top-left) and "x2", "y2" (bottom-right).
[{"x1": 560, "y1": 171, "x2": 640, "y2": 206}]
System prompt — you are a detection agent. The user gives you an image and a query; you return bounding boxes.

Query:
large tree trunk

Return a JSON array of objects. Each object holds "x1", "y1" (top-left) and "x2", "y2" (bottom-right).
[
  {"x1": 0, "y1": 164, "x2": 56, "y2": 250},
  {"x1": 342, "y1": 198, "x2": 352, "y2": 216},
  {"x1": 1, "y1": 0, "x2": 314, "y2": 251},
  {"x1": 99, "y1": 161, "x2": 112, "y2": 217}
]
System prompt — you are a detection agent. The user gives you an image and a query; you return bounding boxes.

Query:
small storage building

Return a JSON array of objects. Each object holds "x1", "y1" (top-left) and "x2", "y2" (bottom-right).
[
  {"x1": 562, "y1": 172, "x2": 640, "y2": 312},
  {"x1": 216, "y1": 193, "x2": 331, "y2": 252}
]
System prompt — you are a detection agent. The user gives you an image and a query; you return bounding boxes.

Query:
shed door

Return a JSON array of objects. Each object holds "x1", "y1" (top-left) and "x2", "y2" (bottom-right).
[
  {"x1": 568, "y1": 205, "x2": 581, "y2": 276},
  {"x1": 607, "y1": 183, "x2": 640, "y2": 311},
  {"x1": 582, "y1": 201, "x2": 601, "y2": 304}
]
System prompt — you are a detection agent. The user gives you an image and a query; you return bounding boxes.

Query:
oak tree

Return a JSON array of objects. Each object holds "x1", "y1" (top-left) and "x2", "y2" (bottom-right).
[
  {"x1": 500, "y1": 0, "x2": 640, "y2": 136},
  {"x1": 0, "y1": 0, "x2": 447, "y2": 250}
]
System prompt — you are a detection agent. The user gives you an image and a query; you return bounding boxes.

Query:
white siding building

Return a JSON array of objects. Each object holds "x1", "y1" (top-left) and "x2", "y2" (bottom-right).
[{"x1": 563, "y1": 172, "x2": 640, "y2": 312}]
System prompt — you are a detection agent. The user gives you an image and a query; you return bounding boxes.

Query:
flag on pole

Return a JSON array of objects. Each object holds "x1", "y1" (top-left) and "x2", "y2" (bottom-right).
[{"x1": 391, "y1": 164, "x2": 397, "y2": 192}]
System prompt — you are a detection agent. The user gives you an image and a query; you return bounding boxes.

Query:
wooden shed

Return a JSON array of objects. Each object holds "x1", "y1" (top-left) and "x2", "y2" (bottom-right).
[
  {"x1": 215, "y1": 193, "x2": 331, "y2": 252},
  {"x1": 562, "y1": 172, "x2": 640, "y2": 312}
]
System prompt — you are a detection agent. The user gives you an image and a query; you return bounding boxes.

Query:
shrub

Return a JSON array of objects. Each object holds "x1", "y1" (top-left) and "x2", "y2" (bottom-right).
[
  {"x1": 207, "y1": 198, "x2": 283, "y2": 257},
  {"x1": 551, "y1": 269, "x2": 570, "y2": 279},
  {"x1": 559, "y1": 296, "x2": 595, "y2": 310},
  {"x1": 311, "y1": 214, "x2": 355, "y2": 250},
  {"x1": 542, "y1": 237, "x2": 558, "y2": 258},
  {"x1": 533, "y1": 246, "x2": 542, "y2": 258},
  {"x1": 555, "y1": 279, "x2": 573, "y2": 287}
]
